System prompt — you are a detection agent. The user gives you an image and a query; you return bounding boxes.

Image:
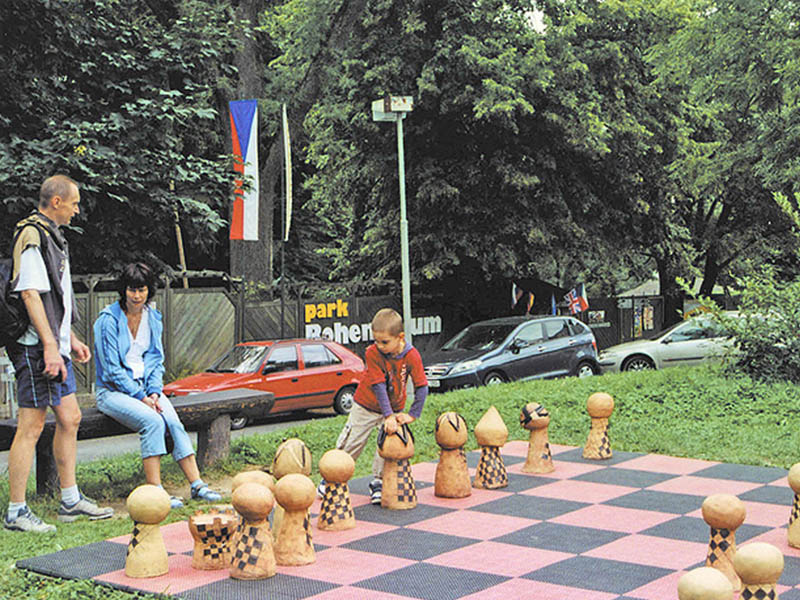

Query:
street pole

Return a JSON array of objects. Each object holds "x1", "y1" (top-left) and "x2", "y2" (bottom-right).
[{"x1": 396, "y1": 114, "x2": 412, "y2": 345}]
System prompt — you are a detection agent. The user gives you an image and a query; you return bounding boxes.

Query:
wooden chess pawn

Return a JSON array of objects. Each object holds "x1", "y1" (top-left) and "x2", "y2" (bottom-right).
[
  {"x1": 188, "y1": 506, "x2": 238, "y2": 570},
  {"x1": 434, "y1": 412, "x2": 471, "y2": 498},
  {"x1": 377, "y1": 423, "x2": 417, "y2": 509},
  {"x1": 229, "y1": 482, "x2": 276, "y2": 580},
  {"x1": 520, "y1": 402, "x2": 554, "y2": 474},
  {"x1": 230, "y1": 470, "x2": 276, "y2": 552},
  {"x1": 583, "y1": 392, "x2": 614, "y2": 459},
  {"x1": 702, "y1": 493, "x2": 747, "y2": 590},
  {"x1": 787, "y1": 463, "x2": 800, "y2": 548},
  {"x1": 271, "y1": 438, "x2": 312, "y2": 541},
  {"x1": 274, "y1": 473, "x2": 316, "y2": 565},
  {"x1": 317, "y1": 449, "x2": 356, "y2": 531},
  {"x1": 125, "y1": 484, "x2": 171, "y2": 578},
  {"x1": 733, "y1": 542, "x2": 784, "y2": 600},
  {"x1": 473, "y1": 405, "x2": 508, "y2": 489},
  {"x1": 677, "y1": 567, "x2": 734, "y2": 600}
]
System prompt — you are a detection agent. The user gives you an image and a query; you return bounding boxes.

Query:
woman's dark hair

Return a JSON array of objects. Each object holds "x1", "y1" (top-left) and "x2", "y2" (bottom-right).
[{"x1": 118, "y1": 262, "x2": 157, "y2": 311}]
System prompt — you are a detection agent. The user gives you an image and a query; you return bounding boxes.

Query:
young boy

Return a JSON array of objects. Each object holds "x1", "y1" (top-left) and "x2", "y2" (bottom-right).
[{"x1": 321, "y1": 308, "x2": 428, "y2": 504}]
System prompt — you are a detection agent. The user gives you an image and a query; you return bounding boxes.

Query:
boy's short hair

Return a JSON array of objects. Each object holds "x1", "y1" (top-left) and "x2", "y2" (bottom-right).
[{"x1": 372, "y1": 308, "x2": 404, "y2": 336}]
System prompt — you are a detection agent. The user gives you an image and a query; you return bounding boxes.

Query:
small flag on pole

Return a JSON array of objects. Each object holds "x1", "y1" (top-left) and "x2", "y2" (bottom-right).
[
  {"x1": 282, "y1": 103, "x2": 292, "y2": 242},
  {"x1": 550, "y1": 294, "x2": 557, "y2": 315},
  {"x1": 526, "y1": 292, "x2": 535, "y2": 314},
  {"x1": 564, "y1": 283, "x2": 590, "y2": 314},
  {"x1": 229, "y1": 99, "x2": 259, "y2": 241},
  {"x1": 512, "y1": 282, "x2": 524, "y2": 308}
]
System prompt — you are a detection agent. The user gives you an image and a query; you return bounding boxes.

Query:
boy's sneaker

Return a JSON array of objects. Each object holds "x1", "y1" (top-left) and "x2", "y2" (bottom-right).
[
  {"x1": 369, "y1": 479, "x2": 382, "y2": 505},
  {"x1": 58, "y1": 494, "x2": 114, "y2": 522},
  {"x1": 170, "y1": 496, "x2": 184, "y2": 509},
  {"x1": 4, "y1": 506, "x2": 56, "y2": 533},
  {"x1": 191, "y1": 484, "x2": 222, "y2": 503},
  {"x1": 317, "y1": 479, "x2": 327, "y2": 498}
]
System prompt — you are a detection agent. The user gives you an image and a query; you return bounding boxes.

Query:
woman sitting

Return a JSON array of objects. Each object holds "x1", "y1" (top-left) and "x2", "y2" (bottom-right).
[{"x1": 94, "y1": 262, "x2": 221, "y2": 508}]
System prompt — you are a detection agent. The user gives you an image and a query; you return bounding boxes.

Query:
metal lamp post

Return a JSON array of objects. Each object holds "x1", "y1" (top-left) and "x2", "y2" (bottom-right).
[{"x1": 372, "y1": 95, "x2": 414, "y2": 343}]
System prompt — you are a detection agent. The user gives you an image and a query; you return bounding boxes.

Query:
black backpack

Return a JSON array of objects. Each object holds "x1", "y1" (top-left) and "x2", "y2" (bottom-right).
[{"x1": 0, "y1": 223, "x2": 47, "y2": 348}]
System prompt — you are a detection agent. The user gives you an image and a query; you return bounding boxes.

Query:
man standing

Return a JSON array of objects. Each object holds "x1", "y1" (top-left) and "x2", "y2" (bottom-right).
[{"x1": 4, "y1": 174, "x2": 113, "y2": 532}]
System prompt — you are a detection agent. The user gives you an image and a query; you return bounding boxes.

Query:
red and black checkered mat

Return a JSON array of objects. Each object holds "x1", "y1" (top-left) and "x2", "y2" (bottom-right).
[{"x1": 17, "y1": 442, "x2": 800, "y2": 599}]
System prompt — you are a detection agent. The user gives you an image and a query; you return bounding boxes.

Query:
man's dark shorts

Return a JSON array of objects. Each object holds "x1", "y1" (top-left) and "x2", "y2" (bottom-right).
[{"x1": 7, "y1": 343, "x2": 77, "y2": 408}]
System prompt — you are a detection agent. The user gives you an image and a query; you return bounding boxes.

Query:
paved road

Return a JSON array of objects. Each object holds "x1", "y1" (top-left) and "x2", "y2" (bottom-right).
[{"x1": 0, "y1": 410, "x2": 336, "y2": 474}]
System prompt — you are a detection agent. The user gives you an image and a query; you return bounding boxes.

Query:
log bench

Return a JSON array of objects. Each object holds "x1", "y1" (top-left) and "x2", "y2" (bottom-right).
[{"x1": 0, "y1": 388, "x2": 275, "y2": 496}]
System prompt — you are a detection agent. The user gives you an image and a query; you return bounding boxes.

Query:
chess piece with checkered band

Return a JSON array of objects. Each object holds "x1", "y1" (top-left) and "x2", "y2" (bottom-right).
[
  {"x1": 271, "y1": 438, "x2": 312, "y2": 541},
  {"x1": 188, "y1": 506, "x2": 238, "y2": 570},
  {"x1": 125, "y1": 484, "x2": 171, "y2": 578},
  {"x1": 733, "y1": 542, "x2": 784, "y2": 600},
  {"x1": 229, "y1": 470, "x2": 276, "y2": 559},
  {"x1": 274, "y1": 473, "x2": 316, "y2": 565},
  {"x1": 702, "y1": 494, "x2": 746, "y2": 590},
  {"x1": 317, "y1": 449, "x2": 356, "y2": 531},
  {"x1": 787, "y1": 463, "x2": 800, "y2": 548},
  {"x1": 520, "y1": 402, "x2": 554, "y2": 474},
  {"x1": 229, "y1": 482, "x2": 276, "y2": 579},
  {"x1": 434, "y1": 412, "x2": 471, "y2": 498},
  {"x1": 677, "y1": 567, "x2": 734, "y2": 600},
  {"x1": 473, "y1": 406, "x2": 508, "y2": 489},
  {"x1": 377, "y1": 423, "x2": 418, "y2": 509},
  {"x1": 583, "y1": 392, "x2": 614, "y2": 459}
]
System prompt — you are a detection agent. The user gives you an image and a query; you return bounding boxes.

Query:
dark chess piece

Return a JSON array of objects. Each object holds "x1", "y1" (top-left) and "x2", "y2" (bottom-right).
[
  {"x1": 125, "y1": 484, "x2": 171, "y2": 578},
  {"x1": 733, "y1": 542, "x2": 784, "y2": 600},
  {"x1": 377, "y1": 423, "x2": 417, "y2": 510},
  {"x1": 188, "y1": 506, "x2": 237, "y2": 570},
  {"x1": 583, "y1": 392, "x2": 614, "y2": 459},
  {"x1": 229, "y1": 482, "x2": 276, "y2": 580},
  {"x1": 702, "y1": 493, "x2": 746, "y2": 590},
  {"x1": 520, "y1": 402, "x2": 554, "y2": 474},
  {"x1": 473, "y1": 406, "x2": 508, "y2": 489},
  {"x1": 317, "y1": 449, "x2": 356, "y2": 531}
]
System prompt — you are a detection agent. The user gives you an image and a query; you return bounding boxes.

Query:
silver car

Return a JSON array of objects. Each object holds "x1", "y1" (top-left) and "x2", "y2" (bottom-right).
[{"x1": 598, "y1": 313, "x2": 735, "y2": 373}]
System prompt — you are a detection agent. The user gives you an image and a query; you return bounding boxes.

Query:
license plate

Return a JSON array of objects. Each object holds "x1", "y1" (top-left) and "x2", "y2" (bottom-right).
[{"x1": 428, "y1": 378, "x2": 440, "y2": 388}]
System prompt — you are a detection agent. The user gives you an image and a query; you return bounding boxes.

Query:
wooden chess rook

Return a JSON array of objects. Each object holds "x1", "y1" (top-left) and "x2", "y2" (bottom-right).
[
  {"x1": 583, "y1": 392, "x2": 614, "y2": 459},
  {"x1": 788, "y1": 463, "x2": 800, "y2": 548},
  {"x1": 677, "y1": 566, "x2": 734, "y2": 600},
  {"x1": 473, "y1": 405, "x2": 508, "y2": 489},
  {"x1": 274, "y1": 473, "x2": 316, "y2": 565},
  {"x1": 125, "y1": 484, "x2": 171, "y2": 578},
  {"x1": 702, "y1": 493, "x2": 746, "y2": 590},
  {"x1": 271, "y1": 438, "x2": 312, "y2": 540},
  {"x1": 434, "y1": 412, "x2": 471, "y2": 498},
  {"x1": 229, "y1": 482, "x2": 276, "y2": 580},
  {"x1": 733, "y1": 542, "x2": 784, "y2": 600},
  {"x1": 188, "y1": 506, "x2": 237, "y2": 570},
  {"x1": 317, "y1": 449, "x2": 356, "y2": 531},
  {"x1": 520, "y1": 402, "x2": 554, "y2": 473},
  {"x1": 377, "y1": 423, "x2": 417, "y2": 509}
]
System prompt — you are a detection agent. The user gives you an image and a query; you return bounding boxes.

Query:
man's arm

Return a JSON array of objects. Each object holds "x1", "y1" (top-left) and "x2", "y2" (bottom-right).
[{"x1": 20, "y1": 288, "x2": 67, "y2": 381}]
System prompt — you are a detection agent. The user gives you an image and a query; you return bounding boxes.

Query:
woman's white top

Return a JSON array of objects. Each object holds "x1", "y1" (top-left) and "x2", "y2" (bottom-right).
[{"x1": 126, "y1": 307, "x2": 151, "y2": 380}]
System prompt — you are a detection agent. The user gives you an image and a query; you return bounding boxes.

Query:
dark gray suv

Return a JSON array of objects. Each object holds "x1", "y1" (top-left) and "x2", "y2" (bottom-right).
[{"x1": 423, "y1": 315, "x2": 599, "y2": 392}]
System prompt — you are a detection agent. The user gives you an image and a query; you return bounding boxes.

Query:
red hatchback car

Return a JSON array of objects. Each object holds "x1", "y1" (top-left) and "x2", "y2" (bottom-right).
[{"x1": 163, "y1": 339, "x2": 365, "y2": 429}]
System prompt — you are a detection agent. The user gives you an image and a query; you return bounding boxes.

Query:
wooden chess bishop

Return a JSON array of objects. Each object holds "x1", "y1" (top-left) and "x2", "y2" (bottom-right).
[
  {"x1": 317, "y1": 449, "x2": 356, "y2": 531},
  {"x1": 473, "y1": 405, "x2": 508, "y2": 489},
  {"x1": 125, "y1": 484, "x2": 171, "y2": 578},
  {"x1": 583, "y1": 392, "x2": 614, "y2": 459},
  {"x1": 702, "y1": 493, "x2": 746, "y2": 590},
  {"x1": 434, "y1": 412, "x2": 471, "y2": 498},
  {"x1": 520, "y1": 402, "x2": 554, "y2": 474},
  {"x1": 377, "y1": 423, "x2": 417, "y2": 509},
  {"x1": 229, "y1": 482, "x2": 276, "y2": 580},
  {"x1": 274, "y1": 473, "x2": 316, "y2": 566},
  {"x1": 188, "y1": 506, "x2": 238, "y2": 570}
]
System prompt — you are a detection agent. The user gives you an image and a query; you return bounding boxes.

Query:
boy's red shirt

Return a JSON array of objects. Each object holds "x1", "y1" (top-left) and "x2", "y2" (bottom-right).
[{"x1": 354, "y1": 343, "x2": 427, "y2": 414}]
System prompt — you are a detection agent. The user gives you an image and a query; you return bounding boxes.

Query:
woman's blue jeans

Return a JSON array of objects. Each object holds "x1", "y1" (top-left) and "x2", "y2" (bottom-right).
[{"x1": 96, "y1": 387, "x2": 195, "y2": 461}]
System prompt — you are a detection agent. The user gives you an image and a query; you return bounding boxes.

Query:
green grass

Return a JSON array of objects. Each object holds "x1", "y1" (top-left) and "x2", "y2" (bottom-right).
[{"x1": 2, "y1": 364, "x2": 799, "y2": 598}]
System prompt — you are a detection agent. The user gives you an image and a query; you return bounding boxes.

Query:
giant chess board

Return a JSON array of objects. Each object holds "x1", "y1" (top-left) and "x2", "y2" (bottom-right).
[{"x1": 17, "y1": 441, "x2": 800, "y2": 599}]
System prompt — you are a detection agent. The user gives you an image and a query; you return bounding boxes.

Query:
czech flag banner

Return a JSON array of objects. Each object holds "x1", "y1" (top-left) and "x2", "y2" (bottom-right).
[{"x1": 229, "y1": 99, "x2": 259, "y2": 240}]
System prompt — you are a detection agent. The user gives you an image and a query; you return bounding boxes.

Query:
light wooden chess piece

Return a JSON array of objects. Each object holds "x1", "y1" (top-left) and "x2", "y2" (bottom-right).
[
  {"x1": 377, "y1": 423, "x2": 417, "y2": 509},
  {"x1": 188, "y1": 506, "x2": 238, "y2": 570},
  {"x1": 733, "y1": 542, "x2": 784, "y2": 600},
  {"x1": 229, "y1": 470, "x2": 276, "y2": 555},
  {"x1": 583, "y1": 392, "x2": 614, "y2": 459},
  {"x1": 677, "y1": 566, "x2": 734, "y2": 600},
  {"x1": 125, "y1": 484, "x2": 171, "y2": 578},
  {"x1": 434, "y1": 412, "x2": 471, "y2": 498},
  {"x1": 317, "y1": 449, "x2": 356, "y2": 531},
  {"x1": 274, "y1": 473, "x2": 316, "y2": 565},
  {"x1": 473, "y1": 405, "x2": 508, "y2": 489},
  {"x1": 520, "y1": 402, "x2": 554, "y2": 474},
  {"x1": 229, "y1": 482, "x2": 276, "y2": 580},
  {"x1": 271, "y1": 438, "x2": 312, "y2": 541},
  {"x1": 788, "y1": 463, "x2": 800, "y2": 548},
  {"x1": 702, "y1": 493, "x2": 747, "y2": 590}
]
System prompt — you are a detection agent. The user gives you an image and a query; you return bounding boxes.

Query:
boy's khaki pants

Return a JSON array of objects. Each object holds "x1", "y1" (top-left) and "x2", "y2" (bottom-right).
[{"x1": 336, "y1": 402, "x2": 385, "y2": 479}]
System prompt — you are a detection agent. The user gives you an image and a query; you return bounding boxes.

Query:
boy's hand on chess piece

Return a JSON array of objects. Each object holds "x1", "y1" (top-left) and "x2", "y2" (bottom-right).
[
  {"x1": 395, "y1": 413, "x2": 415, "y2": 426},
  {"x1": 383, "y1": 414, "x2": 398, "y2": 434}
]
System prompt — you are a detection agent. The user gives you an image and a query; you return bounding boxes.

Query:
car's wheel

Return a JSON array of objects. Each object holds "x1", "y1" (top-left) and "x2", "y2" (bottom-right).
[
  {"x1": 230, "y1": 415, "x2": 249, "y2": 430},
  {"x1": 622, "y1": 355, "x2": 655, "y2": 372},
  {"x1": 483, "y1": 371, "x2": 506, "y2": 386},
  {"x1": 576, "y1": 361, "x2": 598, "y2": 378},
  {"x1": 333, "y1": 386, "x2": 356, "y2": 415}
]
